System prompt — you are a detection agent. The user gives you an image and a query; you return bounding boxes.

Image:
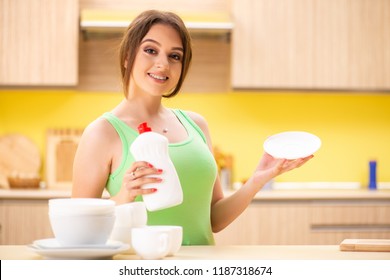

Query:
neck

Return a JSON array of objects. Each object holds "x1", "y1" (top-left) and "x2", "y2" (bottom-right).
[{"x1": 112, "y1": 98, "x2": 172, "y2": 133}]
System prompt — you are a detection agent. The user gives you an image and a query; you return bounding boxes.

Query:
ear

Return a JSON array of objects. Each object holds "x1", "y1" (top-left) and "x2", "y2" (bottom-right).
[{"x1": 124, "y1": 59, "x2": 128, "y2": 68}]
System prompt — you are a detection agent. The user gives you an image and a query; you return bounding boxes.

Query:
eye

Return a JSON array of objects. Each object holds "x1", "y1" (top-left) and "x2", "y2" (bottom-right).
[
  {"x1": 170, "y1": 53, "x2": 182, "y2": 61},
  {"x1": 144, "y1": 48, "x2": 157, "y2": 55}
]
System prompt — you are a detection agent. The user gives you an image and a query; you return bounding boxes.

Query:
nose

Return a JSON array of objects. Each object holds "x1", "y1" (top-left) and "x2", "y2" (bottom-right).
[{"x1": 155, "y1": 54, "x2": 169, "y2": 69}]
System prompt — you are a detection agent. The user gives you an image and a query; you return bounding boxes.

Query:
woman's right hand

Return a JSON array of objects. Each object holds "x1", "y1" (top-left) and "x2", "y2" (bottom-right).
[{"x1": 113, "y1": 161, "x2": 163, "y2": 204}]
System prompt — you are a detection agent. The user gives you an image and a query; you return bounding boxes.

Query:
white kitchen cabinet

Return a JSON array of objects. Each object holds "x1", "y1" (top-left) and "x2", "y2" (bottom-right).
[
  {"x1": 0, "y1": 0, "x2": 79, "y2": 86},
  {"x1": 231, "y1": 0, "x2": 390, "y2": 90}
]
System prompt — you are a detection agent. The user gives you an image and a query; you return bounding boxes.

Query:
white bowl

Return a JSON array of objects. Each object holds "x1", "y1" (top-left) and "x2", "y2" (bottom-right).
[
  {"x1": 49, "y1": 208, "x2": 115, "y2": 216},
  {"x1": 49, "y1": 198, "x2": 115, "y2": 216},
  {"x1": 49, "y1": 214, "x2": 115, "y2": 246}
]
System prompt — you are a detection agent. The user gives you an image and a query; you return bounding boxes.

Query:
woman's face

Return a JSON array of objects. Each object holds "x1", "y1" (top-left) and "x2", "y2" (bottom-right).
[{"x1": 129, "y1": 23, "x2": 183, "y2": 97}]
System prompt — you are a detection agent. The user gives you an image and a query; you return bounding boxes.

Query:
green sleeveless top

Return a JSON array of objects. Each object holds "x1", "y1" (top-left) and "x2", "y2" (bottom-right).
[{"x1": 102, "y1": 109, "x2": 217, "y2": 245}]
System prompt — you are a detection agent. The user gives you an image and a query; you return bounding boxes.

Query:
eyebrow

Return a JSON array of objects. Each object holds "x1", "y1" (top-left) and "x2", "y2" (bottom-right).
[{"x1": 141, "y1": 38, "x2": 184, "y2": 52}]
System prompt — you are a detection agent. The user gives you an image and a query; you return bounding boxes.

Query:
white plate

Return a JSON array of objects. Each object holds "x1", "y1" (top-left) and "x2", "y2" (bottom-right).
[
  {"x1": 263, "y1": 131, "x2": 321, "y2": 159},
  {"x1": 29, "y1": 239, "x2": 130, "y2": 259},
  {"x1": 33, "y1": 238, "x2": 123, "y2": 249}
]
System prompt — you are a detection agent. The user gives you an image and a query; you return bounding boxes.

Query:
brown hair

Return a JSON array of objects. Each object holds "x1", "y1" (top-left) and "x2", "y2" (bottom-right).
[{"x1": 119, "y1": 10, "x2": 192, "y2": 98}]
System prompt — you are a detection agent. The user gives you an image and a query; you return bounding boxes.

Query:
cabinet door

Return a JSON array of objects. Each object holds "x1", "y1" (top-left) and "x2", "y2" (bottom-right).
[
  {"x1": 214, "y1": 202, "x2": 310, "y2": 245},
  {"x1": 214, "y1": 199, "x2": 390, "y2": 246},
  {"x1": 232, "y1": 0, "x2": 390, "y2": 90},
  {"x1": 309, "y1": 203, "x2": 390, "y2": 244},
  {"x1": 0, "y1": 200, "x2": 53, "y2": 245},
  {"x1": 0, "y1": 0, "x2": 79, "y2": 86}
]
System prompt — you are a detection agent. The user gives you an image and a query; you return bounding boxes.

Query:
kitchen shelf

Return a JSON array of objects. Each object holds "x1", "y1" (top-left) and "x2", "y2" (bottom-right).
[{"x1": 80, "y1": 10, "x2": 234, "y2": 35}]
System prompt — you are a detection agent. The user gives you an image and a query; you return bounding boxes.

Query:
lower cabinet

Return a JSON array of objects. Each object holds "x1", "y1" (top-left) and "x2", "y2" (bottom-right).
[
  {"x1": 214, "y1": 200, "x2": 390, "y2": 245},
  {"x1": 0, "y1": 200, "x2": 53, "y2": 245},
  {"x1": 1, "y1": 197, "x2": 389, "y2": 245},
  {"x1": 309, "y1": 203, "x2": 390, "y2": 244}
]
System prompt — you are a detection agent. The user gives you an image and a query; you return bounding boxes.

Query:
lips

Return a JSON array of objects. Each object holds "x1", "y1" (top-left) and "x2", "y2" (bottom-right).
[{"x1": 148, "y1": 73, "x2": 169, "y2": 81}]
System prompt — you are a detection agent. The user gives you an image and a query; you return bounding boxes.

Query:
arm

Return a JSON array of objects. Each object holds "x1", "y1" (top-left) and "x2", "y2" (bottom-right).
[
  {"x1": 211, "y1": 153, "x2": 312, "y2": 232},
  {"x1": 186, "y1": 111, "x2": 313, "y2": 233},
  {"x1": 72, "y1": 117, "x2": 164, "y2": 204},
  {"x1": 72, "y1": 118, "x2": 115, "y2": 198}
]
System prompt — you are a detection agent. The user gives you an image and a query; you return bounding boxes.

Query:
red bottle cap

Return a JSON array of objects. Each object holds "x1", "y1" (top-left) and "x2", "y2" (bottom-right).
[{"x1": 138, "y1": 122, "x2": 152, "y2": 134}]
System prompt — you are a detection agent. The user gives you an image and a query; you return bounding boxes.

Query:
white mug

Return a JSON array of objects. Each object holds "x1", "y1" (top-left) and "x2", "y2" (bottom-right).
[
  {"x1": 131, "y1": 226, "x2": 171, "y2": 260},
  {"x1": 147, "y1": 226, "x2": 182, "y2": 256},
  {"x1": 109, "y1": 202, "x2": 147, "y2": 253},
  {"x1": 113, "y1": 202, "x2": 147, "y2": 228}
]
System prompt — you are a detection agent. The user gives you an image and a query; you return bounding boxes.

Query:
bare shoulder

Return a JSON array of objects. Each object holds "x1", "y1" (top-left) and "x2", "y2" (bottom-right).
[
  {"x1": 183, "y1": 110, "x2": 214, "y2": 147},
  {"x1": 78, "y1": 117, "x2": 117, "y2": 148},
  {"x1": 184, "y1": 110, "x2": 209, "y2": 131}
]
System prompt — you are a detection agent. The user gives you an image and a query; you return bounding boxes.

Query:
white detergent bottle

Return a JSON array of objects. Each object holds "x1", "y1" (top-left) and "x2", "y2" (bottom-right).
[{"x1": 130, "y1": 122, "x2": 183, "y2": 211}]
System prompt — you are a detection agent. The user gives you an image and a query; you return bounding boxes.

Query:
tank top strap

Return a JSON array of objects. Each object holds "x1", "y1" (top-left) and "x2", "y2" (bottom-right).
[
  {"x1": 101, "y1": 112, "x2": 138, "y2": 180},
  {"x1": 102, "y1": 112, "x2": 132, "y2": 153},
  {"x1": 172, "y1": 109, "x2": 207, "y2": 144}
]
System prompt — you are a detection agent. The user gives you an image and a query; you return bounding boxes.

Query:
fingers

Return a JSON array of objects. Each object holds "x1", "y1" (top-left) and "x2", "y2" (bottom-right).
[
  {"x1": 296, "y1": 155, "x2": 314, "y2": 168},
  {"x1": 123, "y1": 161, "x2": 163, "y2": 196},
  {"x1": 125, "y1": 161, "x2": 162, "y2": 179},
  {"x1": 276, "y1": 155, "x2": 314, "y2": 174},
  {"x1": 254, "y1": 155, "x2": 314, "y2": 188}
]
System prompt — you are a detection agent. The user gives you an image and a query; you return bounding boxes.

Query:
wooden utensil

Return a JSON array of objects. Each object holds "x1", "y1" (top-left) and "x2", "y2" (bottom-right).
[
  {"x1": 0, "y1": 134, "x2": 41, "y2": 188},
  {"x1": 46, "y1": 128, "x2": 83, "y2": 189},
  {"x1": 340, "y1": 239, "x2": 390, "y2": 252}
]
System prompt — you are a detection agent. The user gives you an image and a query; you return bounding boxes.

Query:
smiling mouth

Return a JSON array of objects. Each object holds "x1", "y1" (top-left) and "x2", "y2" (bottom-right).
[{"x1": 148, "y1": 73, "x2": 169, "y2": 81}]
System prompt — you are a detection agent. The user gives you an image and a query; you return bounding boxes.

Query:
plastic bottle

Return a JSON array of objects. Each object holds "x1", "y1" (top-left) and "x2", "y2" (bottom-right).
[
  {"x1": 368, "y1": 160, "x2": 377, "y2": 190},
  {"x1": 130, "y1": 122, "x2": 183, "y2": 211}
]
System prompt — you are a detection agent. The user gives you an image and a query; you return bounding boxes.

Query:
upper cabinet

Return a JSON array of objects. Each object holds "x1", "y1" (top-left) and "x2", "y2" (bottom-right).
[
  {"x1": 231, "y1": 0, "x2": 390, "y2": 91},
  {"x1": 0, "y1": 0, "x2": 79, "y2": 86}
]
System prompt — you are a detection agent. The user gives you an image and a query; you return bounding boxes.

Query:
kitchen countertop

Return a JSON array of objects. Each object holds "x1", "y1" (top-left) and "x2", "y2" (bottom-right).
[
  {"x1": 0, "y1": 188, "x2": 389, "y2": 201},
  {"x1": 0, "y1": 189, "x2": 72, "y2": 199},
  {"x1": 239, "y1": 189, "x2": 390, "y2": 201},
  {"x1": 0, "y1": 189, "x2": 110, "y2": 200},
  {"x1": 0, "y1": 245, "x2": 389, "y2": 260}
]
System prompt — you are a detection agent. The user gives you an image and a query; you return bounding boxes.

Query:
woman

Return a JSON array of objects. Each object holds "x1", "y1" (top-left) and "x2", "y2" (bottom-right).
[{"x1": 72, "y1": 10, "x2": 313, "y2": 245}]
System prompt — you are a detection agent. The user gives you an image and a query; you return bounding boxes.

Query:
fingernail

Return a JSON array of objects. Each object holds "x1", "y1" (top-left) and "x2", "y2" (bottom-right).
[
  {"x1": 157, "y1": 168, "x2": 163, "y2": 173},
  {"x1": 152, "y1": 188, "x2": 158, "y2": 192},
  {"x1": 148, "y1": 163, "x2": 154, "y2": 167}
]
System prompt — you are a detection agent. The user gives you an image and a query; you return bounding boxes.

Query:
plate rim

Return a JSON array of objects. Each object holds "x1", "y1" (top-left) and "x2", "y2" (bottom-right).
[
  {"x1": 28, "y1": 240, "x2": 130, "y2": 259},
  {"x1": 32, "y1": 238, "x2": 125, "y2": 250},
  {"x1": 263, "y1": 131, "x2": 321, "y2": 159}
]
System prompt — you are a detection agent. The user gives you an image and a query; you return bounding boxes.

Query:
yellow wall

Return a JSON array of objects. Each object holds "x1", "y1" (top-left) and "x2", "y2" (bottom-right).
[{"x1": 1, "y1": 90, "x2": 390, "y2": 186}]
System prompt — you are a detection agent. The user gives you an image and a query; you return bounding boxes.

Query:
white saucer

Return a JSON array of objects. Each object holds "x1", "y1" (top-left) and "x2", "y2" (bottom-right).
[
  {"x1": 29, "y1": 238, "x2": 130, "y2": 259},
  {"x1": 263, "y1": 131, "x2": 321, "y2": 159}
]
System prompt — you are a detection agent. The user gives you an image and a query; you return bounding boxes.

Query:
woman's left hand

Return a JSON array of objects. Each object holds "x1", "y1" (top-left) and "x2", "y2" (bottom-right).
[{"x1": 251, "y1": 153, "x2": 313, "y2": 189}]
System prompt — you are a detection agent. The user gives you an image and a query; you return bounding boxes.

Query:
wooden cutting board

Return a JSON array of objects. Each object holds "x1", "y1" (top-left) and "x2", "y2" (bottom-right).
[
  {"x1": 46, "y1": 128, "x2": 83, "y2": 189},
  {"x1": 340, "y1": 239, "x2": 390, "y2": 252},
  {"x1": 0, "y1": 134, "x2": 41, "y2": 188}
]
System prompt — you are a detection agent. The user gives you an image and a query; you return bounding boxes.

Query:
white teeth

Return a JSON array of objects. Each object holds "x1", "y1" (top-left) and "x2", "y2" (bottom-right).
[{"x1": 149, "y1": 73, "x2": 168, "y2": 80}]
